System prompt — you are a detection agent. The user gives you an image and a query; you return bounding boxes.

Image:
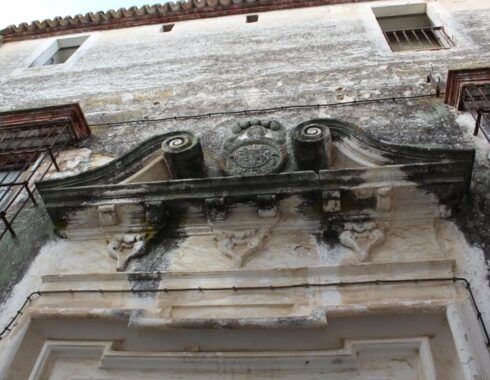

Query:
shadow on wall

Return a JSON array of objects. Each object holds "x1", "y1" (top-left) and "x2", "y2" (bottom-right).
[{"x1": 0, "y1": 204, "x2": 55, "y2": 302}]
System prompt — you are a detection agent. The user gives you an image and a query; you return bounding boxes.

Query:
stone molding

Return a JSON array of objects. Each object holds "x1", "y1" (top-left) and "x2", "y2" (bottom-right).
[
  {"x1": 28, "y1": 338, "x2": 436, "y2": 376},
  {"x1": 41, "y1": 259, "x2": 456, "y2": 289},
  {"x1": 38, "y1": 162, "x2": 471, "y2": 208}
]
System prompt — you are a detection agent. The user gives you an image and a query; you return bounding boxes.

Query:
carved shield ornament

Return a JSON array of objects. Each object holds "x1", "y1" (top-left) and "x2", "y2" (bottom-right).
[{"x1": 222, "y1": 120, "x2": 287, "y2": 176}]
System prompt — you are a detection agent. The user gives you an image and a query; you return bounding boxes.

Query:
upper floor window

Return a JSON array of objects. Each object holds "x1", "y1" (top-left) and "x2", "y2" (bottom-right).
[
  {"x1": 161, "y1": 24, "x2": 175, "y2": 33},
  {"x1": 246, "y1": 15, "x2": 259, "y2": 23},
  {"x1": 373, "y1": 3, "x2": 453, "y2": 52},
  {"x1": 30, "y1": 35, "x2": 89, "y2": 67}
]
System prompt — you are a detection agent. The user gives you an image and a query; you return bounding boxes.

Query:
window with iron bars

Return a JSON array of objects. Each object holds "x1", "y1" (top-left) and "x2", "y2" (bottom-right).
[
  {"x1": 373, "y1": 4, "x2": 454, "y2": 53},
  {"x1": 382, "y1": 24, "x2": 453, "y2": 52},
  {"x1": 0, "y1": 104, "x2": 90, "y2": 241}
]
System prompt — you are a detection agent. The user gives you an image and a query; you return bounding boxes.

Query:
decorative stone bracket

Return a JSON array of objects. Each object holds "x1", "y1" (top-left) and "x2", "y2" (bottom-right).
[
  {"x1": 322, "y1": 190, "x2": 341, "y2": 213},
  {"x1": 210, "y1": 204, "x2": 279, "y2": 267},
  {"x1": 144, "y1": 201, "x2": 168, "y2": 225},
  {"x1": 206, "y1": 194, "x2": 279, "y2": 266},
  {"x1": 107, "y1": 234, "x2": 146, "y2": 271},
  {"x1": 339, "y1": 222, "x2": 386, "y2": 262},
  {"x1": 98, "y1": 204, "x2": 118, "y2": 226},
  {"x1": 256, "y1": 194, "x2": 278, "y2": 218},
  {"x1": 213, "y1": 228, "x2": 272, "y2": 267},
  {"x1": 206, "y1": 197, "x2": 227, "y2": 222},
  {"x1": 376, "y1": 187, "x2": 393, "y2": 212}
]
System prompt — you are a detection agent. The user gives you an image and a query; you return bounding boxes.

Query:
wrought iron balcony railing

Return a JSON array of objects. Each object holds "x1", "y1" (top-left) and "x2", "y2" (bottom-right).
[{"x1": 0, "y1": 104, "x2": 90, "y2": 242}]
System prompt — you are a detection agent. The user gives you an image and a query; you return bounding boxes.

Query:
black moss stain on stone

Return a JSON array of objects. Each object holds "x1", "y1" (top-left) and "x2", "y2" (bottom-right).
[
  {"x1": 453, "y1": 196, "x2": 490, "y2": 260},
  {"x1": 48, "y1": 206, "x2": 87, "y2": 237},
  {"x1": 321, "y1": 230, "x2": 339, "y2": 249},
  {"x1": 128, "y1": 212, "x2": 186, "y2": 297},
  {"x1": 109, "y1": 308, "x2": 133, "y2": 320},
  {"x1": 362, "y1": 102, "x2": 471, "y2": 149},
  {"x1": 341, "y1": 189, "x2": 376, "y2": 212},
  {"x1": 451, "y1": 150, "x2": 490, "y2": 279},
  {"x1": 400, "y1": 159, "x2": 469, "y2": 209},
  {"x1": 137, "y1": 225, "x2": 184, "y2": 272},
  {"x1": 400, "y1": 156, "x2": 490, "y2": 282},
  {"x1": 127, "y1": 272, "x2": 161, "y2": 295}
]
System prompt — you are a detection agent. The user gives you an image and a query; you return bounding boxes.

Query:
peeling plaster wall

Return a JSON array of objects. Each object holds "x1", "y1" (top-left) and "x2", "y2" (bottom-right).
[{"x1": 0, "y1": 0, "x2": 490, "y2": 378}]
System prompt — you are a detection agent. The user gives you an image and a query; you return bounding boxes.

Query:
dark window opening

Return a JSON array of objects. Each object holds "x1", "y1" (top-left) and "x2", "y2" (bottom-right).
[
  {"x1": 162, "y1": 24, "x2": 175, "y2": 33},
  {"x1": 31, "y1": 36, "x2": 89, "y2": 67},
  {"x1": 246, "y1": 15, "x2": 258, "y2": 23},
  {"x1": 375, "y1": 10, "x2": 453, "y2": 52},
  {"x1": 45, "y1": 46, "x2": 80, "y2": 65}
]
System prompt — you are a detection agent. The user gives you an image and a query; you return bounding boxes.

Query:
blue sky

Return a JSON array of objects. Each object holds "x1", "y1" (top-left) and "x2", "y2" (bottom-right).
[{"x1": 0, "y1": 0, "x2": 158, "y2": 29}]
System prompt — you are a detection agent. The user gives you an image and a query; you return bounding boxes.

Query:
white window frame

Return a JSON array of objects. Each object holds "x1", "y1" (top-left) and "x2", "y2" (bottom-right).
[{"x1": 30, "y1": 35, "x2": 89, "y2": 67}]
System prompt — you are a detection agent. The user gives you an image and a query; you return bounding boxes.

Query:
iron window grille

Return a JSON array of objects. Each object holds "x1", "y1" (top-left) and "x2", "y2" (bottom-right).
[
  {"x1": 383, "y1": 26, "x2": 453, "y2": 52},
  {"x1": 0, "y1": 104, "x2": 90, "y2": 241}
]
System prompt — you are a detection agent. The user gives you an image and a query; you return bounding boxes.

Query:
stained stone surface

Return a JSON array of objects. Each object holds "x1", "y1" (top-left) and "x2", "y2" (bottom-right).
[
  {"x1": 0, "y1": 3, "x2": 489, "y2": 363},
  {"x1": 0, "y1": 1, "x2": 486, "y2": 279}
]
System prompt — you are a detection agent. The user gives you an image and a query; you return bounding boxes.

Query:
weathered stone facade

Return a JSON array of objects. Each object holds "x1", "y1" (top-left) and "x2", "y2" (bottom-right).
[{"x1": 0, "y1": 0, "x2": 489, "y2": 379}]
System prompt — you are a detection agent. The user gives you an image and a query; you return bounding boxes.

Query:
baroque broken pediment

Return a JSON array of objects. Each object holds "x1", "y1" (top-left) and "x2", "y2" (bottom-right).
[{"x1": 36, "y1": 118, "x2": 474, "y2": 271}]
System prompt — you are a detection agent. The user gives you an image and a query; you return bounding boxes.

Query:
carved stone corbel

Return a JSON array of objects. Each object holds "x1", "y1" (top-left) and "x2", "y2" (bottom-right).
[
  {"x1": 98, "y1": 204, "x2": 118, "y2": 226},
  {"x1": 256, "y1": 194, "x2": 277, "y2": 218},
  {"x1": 144, "y1": 201, "x2": 167, "y2": 225},
  {"x1": 213, "y1": 228, "x2": 271, "y2": 267},
  {"x1": 107, "y1": 233, "x2": 146, "y2": 271},
  {"x1": 439, "y1": 204, "x2": 452, "y2": 219},
  {"x1": 376, "y1": 187, "x2": 393, "y2": 212},
  {"x1": 210, "y1": 213, "x2": 278, "y2": 267},
  {"x1": 206, "y1": 197, "x2": 227, "y2": 221},
  {"x1": 339, "y1": 222, "x2": 386, "y2": 262},
  {"x1": 322, "y1": 190, "x2": 341, "y2": 213}
]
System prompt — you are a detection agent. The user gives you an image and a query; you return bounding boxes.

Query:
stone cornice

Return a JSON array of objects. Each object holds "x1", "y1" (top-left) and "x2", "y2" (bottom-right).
[
  {"x1": 38, "y1": 162, "x2": 472, "y2": 210},
  {"x1": 0, "y1": 0, "x2": 375, "y2": 43},
  {"x1": 41, "y1": 259, "x2": 456, "y2": 289},
  {"x1": 35, "y1": 119, "x2": 475, "y2": 238}
]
